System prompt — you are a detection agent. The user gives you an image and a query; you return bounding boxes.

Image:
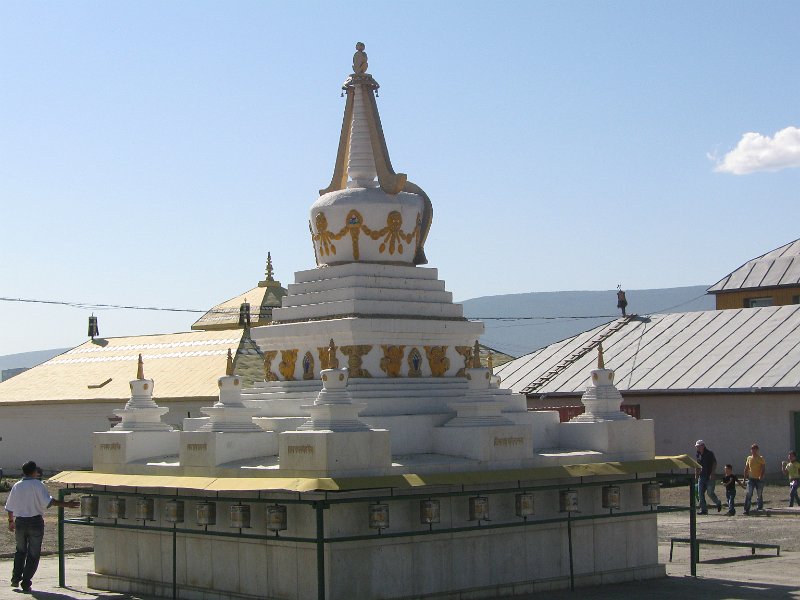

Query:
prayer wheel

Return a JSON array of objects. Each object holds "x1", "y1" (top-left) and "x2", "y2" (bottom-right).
[
  {"x1": 80, "y1": 495, "x2": 99, "y2": 518},
  {"x1": 602, "y1": 486, "x2": 621, "y2": 510},
  {"x1": 559, "y1": 490, "x2": 579, "y2": 513},
  {"x1": 164, "y1": 500, "x2": 185, "y2": 524},
  {"x1": 419, "y1": 499, "x2": 440, "y2": 525},
  {"x1": 515, "y1": 493, "x2": 535, "y2": 518},
  {"x1": 266, "y1": 505, "x2": 287, "y2": 532},
  {"x1": 369, "y1": 503, "x2": 390, "y2": 530},
  {"x1": 135, "y1": 498, "x2": 155, "y2": 521},
  {"x1": 642, "y1": 483, "x2": 661, "y2": 506},
  {"x1": 107, "y1": 498, "x2": 126, "y2": 519},
  {"x1": 468, "y1": 496, "x2": 490, "y2": 522},
  {"x1": 229, "y1": 504, "x2": 251, "y2": 529},
  {"x1": 195, "y1": 502, "x2": 216, "y2": 526}
]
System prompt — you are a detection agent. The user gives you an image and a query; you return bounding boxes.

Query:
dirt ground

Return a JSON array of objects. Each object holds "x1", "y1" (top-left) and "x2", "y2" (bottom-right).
[{"x1": 1, "y1": 478, "x2": 797, "y2": 557}]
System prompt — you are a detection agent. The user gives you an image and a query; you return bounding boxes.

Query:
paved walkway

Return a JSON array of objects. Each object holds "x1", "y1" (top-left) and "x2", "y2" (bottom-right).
[{"x1": 2, "y1": 544, "x2": 799, "y2": 600}]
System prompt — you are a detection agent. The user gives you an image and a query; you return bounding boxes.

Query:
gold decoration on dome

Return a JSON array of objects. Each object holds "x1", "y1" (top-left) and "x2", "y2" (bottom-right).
[
  {"x1": 279, "y1": 349, "x2": 299, "y2": 381},
  {"x1": 318, "y1": 43, "x2": 433, "y2": 265},
  {"x1": 341, "y1": 345, "x2": 373, "y2": 378},
  {"x1": 425, "y1": 346, "x2": 450, "y2": 377},
  {"x1": 312, "y1": 209, "x2": 422, "y2": 263},
  {"x1": 407, "y1": 347, "x2": 423, "y2": 377},
  {"x1": 455, "y1": 346, "x2": 472, "y2": 378},
  {"x1": 263, "y1": 351, "x2": 279, "y2": 382},
  {"x1": 136, "y1": 353, "x2": 145, "y2": 380},
  {"x1": 380, "y1": 345, "x2": 405, "y2": 377},
  {"x1": 302, "y1": 351, "x2": 315, "y2": 380},
  {"x1": 226, "y1": 349, "x2": 234, "y2": 376},
  {"x1": 472, "y1": 340, "x2": 481, "y2": 369},
  {"x1": 597, "y1": 343, "x2": 605, "y2": 369}
]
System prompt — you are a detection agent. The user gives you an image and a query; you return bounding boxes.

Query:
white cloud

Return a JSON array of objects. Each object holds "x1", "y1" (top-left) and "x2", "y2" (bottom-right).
[{"x1": 714, "y1": 126, "x2": 800, "y2": 175}]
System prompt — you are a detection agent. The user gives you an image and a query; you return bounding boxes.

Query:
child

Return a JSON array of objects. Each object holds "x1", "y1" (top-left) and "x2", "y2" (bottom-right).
[
  {"x1": 781, "y1": 451, "x2": 800, "y2": 507},
  {"x1": 722, "y1": 464, "x2": 744, "y2": 516}
]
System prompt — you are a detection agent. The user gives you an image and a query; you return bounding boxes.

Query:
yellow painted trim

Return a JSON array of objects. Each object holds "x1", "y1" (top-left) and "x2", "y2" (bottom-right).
[{"x1": 52, "y1": 456, "x2": 698, "y2": 493}]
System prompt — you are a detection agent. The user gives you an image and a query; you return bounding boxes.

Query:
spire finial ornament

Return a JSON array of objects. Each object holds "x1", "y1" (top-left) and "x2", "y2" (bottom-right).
[
  {"x1": 353, "y1": 42, "x2": 368, "y2": 74},
  {"x1": 226, "y1": 349, "x2": 234, "y2": 376},
  {"x1": 487, "y1": 351, "x2": 494, "y2": 374},
  {"x1": 136, "y1": 353, "x2": 144, "y2": 380},
  {"x1": 265, "y1": 252, "x2": 274, "y2": 282},
  {"x1": 472, "y1": 340, "x2": 481, "y2": 369},
  {"x1": 597, "y1": 343, "x2": 605, "y2": 370}
]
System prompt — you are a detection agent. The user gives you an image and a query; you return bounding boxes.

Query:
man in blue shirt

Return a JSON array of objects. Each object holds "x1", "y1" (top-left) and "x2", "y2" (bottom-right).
[
  {"x1": 5, "y1": 461, "x2": 79, "y2": 592},
  {"x1": 695, "y1": 440, "x2": 723, "y2": 515}
]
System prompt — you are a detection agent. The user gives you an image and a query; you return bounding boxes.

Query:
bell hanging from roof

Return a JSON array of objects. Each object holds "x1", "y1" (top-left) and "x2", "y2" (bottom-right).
[{"x1": 88, "y1": 315, "x2": 99, "y2": 339}]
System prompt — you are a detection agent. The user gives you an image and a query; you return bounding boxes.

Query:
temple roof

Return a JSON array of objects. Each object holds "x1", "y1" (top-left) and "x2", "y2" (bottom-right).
[
  {"x1": 192, "y1": 253, "x2": 287, "y2": 330},
  {"x1": 0, "y1": 330, "x2": 240, "y2": 404},
  {"x1": 708, "y1": 238, "x2": 800, "y2": 293}
]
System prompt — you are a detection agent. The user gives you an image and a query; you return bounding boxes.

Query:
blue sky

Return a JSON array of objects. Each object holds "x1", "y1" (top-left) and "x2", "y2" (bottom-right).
[{"x1": 1, "y1": 2, "x2": 799, "y2": 355}]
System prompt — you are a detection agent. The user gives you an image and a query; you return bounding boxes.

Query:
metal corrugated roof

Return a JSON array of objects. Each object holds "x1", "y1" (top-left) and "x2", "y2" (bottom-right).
[
  {"x1": 708, "y1": 238, "x2": 800, "y2": 292},
  {"x1": 192, "y1": 282, "x2": 287, "y2": 331},
  {"x1": 0, "y1": 330, "x2": 243, "y2": 404},
  {"x1": 495, "y1": 304, "x2": 800, "y2": 396}
]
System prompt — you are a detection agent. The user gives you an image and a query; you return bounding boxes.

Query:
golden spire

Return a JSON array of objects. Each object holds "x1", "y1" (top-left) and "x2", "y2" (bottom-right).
[
  {"x1": 136, "y1": 353, "x2": 144, "y2": 380},
  {"x1": 226, "y1": 349, "x2": 234, "y2": 376},
  {"x1": 597, "y1": 343, "x2": 605, "y2": 369},
  {"x1": 327, "y1": 338, "x2": 338, "y2": 369},
  {"x1": 266, "y1": 252, "x2": 274, "y2": 282},
  {"x1": 487, "y1": 351, "x2": 494, "y2": 374},
  {"x1": 472, "y1": 340, "x2": 481, "y2": 369}
]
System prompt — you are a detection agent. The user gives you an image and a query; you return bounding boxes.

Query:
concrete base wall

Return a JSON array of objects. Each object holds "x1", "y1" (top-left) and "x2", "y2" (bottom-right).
[{"x1": 88, "y1": 482, "x2": 662, "y2": 600}]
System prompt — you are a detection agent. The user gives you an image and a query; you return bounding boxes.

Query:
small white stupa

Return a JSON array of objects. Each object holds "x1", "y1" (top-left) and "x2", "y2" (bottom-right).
[
  {"x1": 112, "y1": 354, "x2": 172, "y2": 432},
  {"x1": 570, "y1": 343, "x2": 634, "y2": 422}
]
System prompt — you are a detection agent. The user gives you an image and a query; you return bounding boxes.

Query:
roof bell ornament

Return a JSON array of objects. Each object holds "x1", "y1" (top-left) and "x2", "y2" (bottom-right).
[{"x1": 88, "y1": 314, "x2": 99, "y2": 339}]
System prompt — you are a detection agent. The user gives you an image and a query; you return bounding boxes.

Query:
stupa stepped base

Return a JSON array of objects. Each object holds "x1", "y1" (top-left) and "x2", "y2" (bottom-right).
[
  {"x1": 92, "y1": 430, "x2": 179, "y2": 471},
  {"x1": 243, "y1": 377, "x2": 523, "y2": 417},
  {"x1": 279, "y1": 429, "x2": 391, "y2": 474},
  {"x1": 559, "y1": 418, "x2": 655, "y2": 461},
  {"x1": 179, "y1": 430, "x2": 278, "y2": 468}
]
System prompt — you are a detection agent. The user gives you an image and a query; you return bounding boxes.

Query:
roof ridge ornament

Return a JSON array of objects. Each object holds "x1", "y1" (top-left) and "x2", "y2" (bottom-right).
[{"x1": 318, "y1": 42, "x2": 434, "y2": 264}]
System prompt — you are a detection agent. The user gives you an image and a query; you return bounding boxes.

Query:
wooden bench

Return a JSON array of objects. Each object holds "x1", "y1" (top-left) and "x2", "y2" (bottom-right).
[{"x1": 670, "y1": 537, "x2": 781, "y2": 561}]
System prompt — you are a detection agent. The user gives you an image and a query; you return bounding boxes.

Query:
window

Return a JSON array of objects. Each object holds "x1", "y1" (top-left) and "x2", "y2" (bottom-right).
[
  {"x1": 745, "y1": 297, "x2": 774, "y2": 308},
  {"x1": 793, "y1": 295, "x2": 800, "y2": 305}
]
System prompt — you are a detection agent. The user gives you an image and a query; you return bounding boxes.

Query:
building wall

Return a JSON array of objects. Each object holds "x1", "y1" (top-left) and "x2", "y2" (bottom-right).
[
  {"x1": 527, "y1": 392, "x2": 800, "y2": 475},
  {"x1": 715, "y1": 286, "x2": 800, "y2": 310},
  {"x1": 0, "y1": 399, "x2": 211, "y2": 472}
]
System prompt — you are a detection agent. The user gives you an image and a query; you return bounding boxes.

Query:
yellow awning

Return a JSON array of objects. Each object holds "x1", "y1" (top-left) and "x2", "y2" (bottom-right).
[{"x1": 51, "y1": 455, "x2": 697, "y2": 493}]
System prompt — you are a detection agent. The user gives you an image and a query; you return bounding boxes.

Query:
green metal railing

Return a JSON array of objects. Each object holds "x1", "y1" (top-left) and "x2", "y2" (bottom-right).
[{"x1": 58, "y1": 472, "x2": 696, "y2": 599}]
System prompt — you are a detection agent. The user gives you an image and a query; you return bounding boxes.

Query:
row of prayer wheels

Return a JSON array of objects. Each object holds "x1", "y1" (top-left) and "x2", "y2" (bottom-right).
[
  {"x1": 79, "y1": 496, "x2": 288, "y2": 531},
  {"x1": 368, "y1": 483, "x2": 662, "y2": 531}
]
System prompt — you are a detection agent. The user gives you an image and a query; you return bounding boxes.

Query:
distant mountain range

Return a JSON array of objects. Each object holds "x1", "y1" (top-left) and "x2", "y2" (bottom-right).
[
  {"x1": 461, "y1": 285, "x2": 714, "y2": 358},
  {"x1": 0, "y1": 348, "x2": 69, "y2": 372},
  {"x1": 0, "y1": 286, "x2": 714, "y2": 370}
]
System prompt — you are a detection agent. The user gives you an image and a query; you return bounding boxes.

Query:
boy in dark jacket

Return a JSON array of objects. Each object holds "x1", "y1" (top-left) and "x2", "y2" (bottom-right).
[{"x1": 722, "y1": 464, "x2": 745, "y2": 516}]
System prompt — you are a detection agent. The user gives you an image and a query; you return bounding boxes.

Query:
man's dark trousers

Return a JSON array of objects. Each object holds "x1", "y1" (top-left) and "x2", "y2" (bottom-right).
[{"x1": 12, "y1": 516, "x2": 45, "y2": 587}]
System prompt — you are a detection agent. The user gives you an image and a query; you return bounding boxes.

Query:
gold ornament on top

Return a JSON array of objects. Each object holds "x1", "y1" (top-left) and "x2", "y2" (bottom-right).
[
  {"x1": 136, "y1": 353, "x2": 145, "y2": 380},
  {"x1": 318, "y1": 43, "x2": 433, "y2": 265},
  {"x1": 597, "y1": 343, "x2": 605, "y2": 369},
  {"x1": 472, "y1": 340, "x2": 482, "y2": 369},
  {"x1": 318, "y1": 338, "x2": 340, "y2": 370},
  {"x1": 226, "y1": 349, "x2": 234, "y2": 376}
]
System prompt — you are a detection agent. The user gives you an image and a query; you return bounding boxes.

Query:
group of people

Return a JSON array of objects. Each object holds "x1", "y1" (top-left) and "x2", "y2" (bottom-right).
[{"x1": 695, "y1": 440, "x2": 800, "y2": 516}]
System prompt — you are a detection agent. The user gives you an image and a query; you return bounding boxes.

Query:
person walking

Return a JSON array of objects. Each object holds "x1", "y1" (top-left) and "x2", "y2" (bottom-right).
[
  {"x1": 5, "y1": 460, "x2": 79, "y2": 592},
  {"x1": 695, "y1": 440, "x2": 722, "y2": 514},
  {"x1": 743, "y1": 443, "x2": 767, "y2": 515},
  {"x1": 781, "y1": 451, "x2": 800, "y2": 507}
]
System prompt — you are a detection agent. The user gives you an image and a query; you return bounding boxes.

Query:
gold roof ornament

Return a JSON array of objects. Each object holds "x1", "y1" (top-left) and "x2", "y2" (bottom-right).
[
  {"x1": 136, "y1": 353, "x2": 145, "y2": 380},
  {"x1": 597, "y1": 343, "x2": 605, "y2": 370},
  {"x1": 487, "y1": 351, "x2": 494, "y2": 374},
  {"x1": 319, "y1": 42, "x2": 433, "y2": 265},
  {"x1": 226, "y1": 349, "x2": 234, "y2": 376},
  {"x1": 472, "y1": 340, "x2": 481, "y2": 369}
]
